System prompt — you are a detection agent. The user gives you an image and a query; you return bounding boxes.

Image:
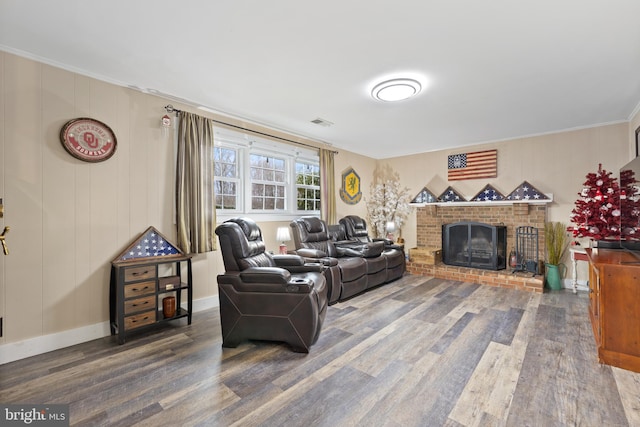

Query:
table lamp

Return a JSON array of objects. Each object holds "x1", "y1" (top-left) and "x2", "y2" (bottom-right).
[
  {"x1": 386, "y1": 221, "x2": 397, "y2": 241},
  {"x1": 276, "y1": 227, "x2": 291, "y2": 254}
]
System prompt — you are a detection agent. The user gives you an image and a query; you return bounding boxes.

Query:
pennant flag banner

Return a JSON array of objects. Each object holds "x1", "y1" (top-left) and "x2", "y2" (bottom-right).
[{"x1": 447, "y1": 149, "x2": 497, "y2": 181}]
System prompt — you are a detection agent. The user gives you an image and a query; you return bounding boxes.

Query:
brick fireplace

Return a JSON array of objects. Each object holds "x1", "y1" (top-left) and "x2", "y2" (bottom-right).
[{"x1": 406, "y1": 203, "x2": 547, "y2": 293}]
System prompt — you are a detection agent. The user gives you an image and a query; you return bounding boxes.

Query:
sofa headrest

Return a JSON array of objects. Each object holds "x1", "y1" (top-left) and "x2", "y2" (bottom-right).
[
  {"x1": 346, "y1": 215, "x2": 367, "y2": 230},
  {"x1": 302, "y1": 217, "x2": 325, "y2": 233},
  {"x1": 340, "y1": 215, "x2": 370, "y2": 241},
  {"x1": 227, "y1": 217, "x2": 262, "y2": 242},
  {"x1": 215, "y1": 218, "x2": 272, "y2": 271}
]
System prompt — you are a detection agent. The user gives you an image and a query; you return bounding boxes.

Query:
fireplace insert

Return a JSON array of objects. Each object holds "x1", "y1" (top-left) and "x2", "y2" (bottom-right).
[{"x1": 442, "y1": 221, "x2": 507, "y2": 270}]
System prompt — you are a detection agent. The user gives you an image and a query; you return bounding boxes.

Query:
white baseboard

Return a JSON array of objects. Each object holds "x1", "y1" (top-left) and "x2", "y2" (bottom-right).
[
  {"x1": 0, "y1": 296, "x2": 219, "y2": 365},
  {"x1": 562, "y1": 278, "x2": 588, "y2": 292}
]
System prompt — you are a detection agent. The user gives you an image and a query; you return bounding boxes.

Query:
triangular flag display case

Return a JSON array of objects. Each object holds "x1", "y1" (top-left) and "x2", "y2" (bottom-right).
[
  {"x1": 438, "y1": 186, "x2": 466, "y2": 202},
  {"x1": 506, "y1": 181, "x2": 549, "y2": 201},
  {"x1": 408, "y1": 181, "x2": 552, "y2": 206},
  {"x1": 471, "y1": 184, "x2": 505, "y2": 202},
  {"x1": 110, "y1": 226, "x2": 192, "y2": 344},
  {"x1": 113, "y1": 226, "x2": 183, "y2": 262},
  {"x1": 411, "y1": 187, "x2": 439, "y2": 204}
]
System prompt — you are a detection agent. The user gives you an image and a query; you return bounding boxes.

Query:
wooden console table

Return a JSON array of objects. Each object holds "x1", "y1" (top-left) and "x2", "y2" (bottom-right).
[
  {"x1": 110, "y1": 255, "x2": 193, "y2": 344},
  {"x1": 586, "y1": 248, "x2": 640, "y2": 373}
]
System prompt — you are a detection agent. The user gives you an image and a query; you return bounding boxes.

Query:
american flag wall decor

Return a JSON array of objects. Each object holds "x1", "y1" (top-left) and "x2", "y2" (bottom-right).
[{"x1": 447, "y1": 149, "x2": 497, "y2": 181}]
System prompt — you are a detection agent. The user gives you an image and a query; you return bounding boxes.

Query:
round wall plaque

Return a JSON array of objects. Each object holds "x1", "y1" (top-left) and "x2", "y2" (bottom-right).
[{"x1": 60, "y1": 118, "x2": 117, "y2": 162}]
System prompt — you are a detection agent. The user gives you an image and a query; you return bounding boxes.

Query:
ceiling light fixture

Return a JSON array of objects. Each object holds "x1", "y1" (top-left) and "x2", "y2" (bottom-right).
[{"x1": 371, "y1": 78, "x2": 422, "y2": 102}]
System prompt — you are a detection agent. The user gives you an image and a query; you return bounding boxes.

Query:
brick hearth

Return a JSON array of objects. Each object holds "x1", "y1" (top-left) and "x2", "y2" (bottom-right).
[
  {"x1": 407, "y1": 202, "x2": 547, "y2": 293},
  {"x1": 406, "y1": 261, "x2": 544, "y2": 293}
]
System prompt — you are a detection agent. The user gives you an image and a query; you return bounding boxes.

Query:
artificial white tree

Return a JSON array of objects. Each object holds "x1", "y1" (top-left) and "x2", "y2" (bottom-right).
[{"x1": 366, "y1": 171, "x2": 412, "y2": 239}]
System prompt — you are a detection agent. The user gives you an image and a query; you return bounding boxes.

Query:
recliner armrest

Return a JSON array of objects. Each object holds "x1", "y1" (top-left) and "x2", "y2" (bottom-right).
[
  {"x1": 335, "y1": 240, "x2": 384, "y2": 258},
  {"x1": 292, "y1": 248, "x2": 339, "y2": 267},
  {"x1": 373, "y1": 237, "x2": 393, "y2": 245},
  {"x1": 272, "y1": 254, "x2": 324, "y2": 273},
  {"x1": 239, "y1": 267, "x2": 290, "y2": 284},
  {"x1": 295, "y1": 248, "x2": 328, "y2": 258},
  {"x1": 220, "y1": 268, "x2": 315, "y2": 294},
  {"x1": 272, "y1": 254, "x2": 305, "y2": 266}
]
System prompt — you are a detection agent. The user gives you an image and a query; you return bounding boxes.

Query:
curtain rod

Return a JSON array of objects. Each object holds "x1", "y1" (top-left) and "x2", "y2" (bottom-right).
[{"x1": 164, "y1": 105, "x2": 338, "y2": 154}]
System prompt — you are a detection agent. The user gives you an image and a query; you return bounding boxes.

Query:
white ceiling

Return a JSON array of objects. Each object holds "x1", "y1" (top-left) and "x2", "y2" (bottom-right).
[{"x1": 2, "y1": 1, "x2": 640, "y2": 159}]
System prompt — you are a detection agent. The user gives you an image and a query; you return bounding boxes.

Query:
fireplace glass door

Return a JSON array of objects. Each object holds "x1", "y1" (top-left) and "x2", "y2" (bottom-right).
[{"x1": 442, "y1": 222, "x2": 506, "y2": 270}]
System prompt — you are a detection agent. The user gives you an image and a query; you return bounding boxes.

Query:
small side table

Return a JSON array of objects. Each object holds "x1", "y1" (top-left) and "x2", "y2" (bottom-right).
[{"x1": 570, "y1": 247, "x2": 589, "y2": 294}]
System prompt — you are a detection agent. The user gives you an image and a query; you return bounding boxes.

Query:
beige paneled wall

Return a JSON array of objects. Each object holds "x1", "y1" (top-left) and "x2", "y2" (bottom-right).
[
  {"x1": 0, "y1": 51, "x2": 373, "y2": 359},
  {"x1": 382, "y1": 123, "x2": 630, "y2": 251},
  {"x1": 0, "y1": 52, "x2": 217, "y2": 349}
]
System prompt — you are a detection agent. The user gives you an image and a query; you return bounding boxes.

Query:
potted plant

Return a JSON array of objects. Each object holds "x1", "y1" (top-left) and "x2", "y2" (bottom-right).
[{"x1": 544, "y1": 221, "x2": 569, "y2": 290}]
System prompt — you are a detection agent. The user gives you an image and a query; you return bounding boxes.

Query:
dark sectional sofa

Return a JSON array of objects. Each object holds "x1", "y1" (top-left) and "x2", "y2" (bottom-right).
[{"x1": 290, "y1": 216, "x2": 406, "y2": 304}]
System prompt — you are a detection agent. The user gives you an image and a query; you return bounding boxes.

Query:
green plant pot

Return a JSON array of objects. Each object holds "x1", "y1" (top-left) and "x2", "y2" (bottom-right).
[{"x1": 545, "y1": 263, "x2": 565, "y2": 290}]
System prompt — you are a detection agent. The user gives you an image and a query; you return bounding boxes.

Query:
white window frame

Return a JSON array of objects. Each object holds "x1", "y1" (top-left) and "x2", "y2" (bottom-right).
[
  {"x1": 214, "y1": 145, "x2": 243, "y2": 213},
  {"x1": 213, "y1": 128, "x2": 320, "y2": 223},
  {"x1": 294, "y1": 159, "x2": 321, "y2": 214},
  {"x1": 247, "y1": 149, "x2": 288, "y2": 212}
]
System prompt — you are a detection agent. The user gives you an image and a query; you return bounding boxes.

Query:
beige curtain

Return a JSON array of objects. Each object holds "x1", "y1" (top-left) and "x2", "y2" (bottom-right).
[
  {"x1": 176, "y1": 112, "x2": 217, "y2": 253},
  {"x1": 320, "y1": 148, "x2": 336, "y2": 224}
]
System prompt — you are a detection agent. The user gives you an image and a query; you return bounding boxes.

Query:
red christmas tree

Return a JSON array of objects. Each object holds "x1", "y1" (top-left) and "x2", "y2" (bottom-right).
[
  {"x1": 569, "y1": 164, "x2": 622, "y2": 240},
  {"x1": 619, "y1": 167, "x2": 640, "y2": 239}
]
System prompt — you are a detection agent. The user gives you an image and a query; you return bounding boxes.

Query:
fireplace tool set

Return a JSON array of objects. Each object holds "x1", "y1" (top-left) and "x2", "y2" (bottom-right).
[{"x1": 512, "y1": 226, "x2": 539, "y2": 275}]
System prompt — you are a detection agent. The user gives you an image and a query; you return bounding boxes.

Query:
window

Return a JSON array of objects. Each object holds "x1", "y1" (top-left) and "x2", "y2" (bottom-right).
[
  {"x1": 213, "y1": 128, "x2": 320, "y2": 221},
  {"x1": 296, "y1": 161, "x2": 321, "y2": 211},
  {"x1": 250, "y1": 153, "x2": 286, "y2": 210},
  {"x1": 214, "y1": 146, "x2": 240, "y2": 211}
]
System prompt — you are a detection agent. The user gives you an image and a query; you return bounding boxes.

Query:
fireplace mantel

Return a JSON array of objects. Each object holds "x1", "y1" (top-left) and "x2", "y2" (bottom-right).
[{"x1": 409, "y1": 193, "x2": 553, "y2": 208}]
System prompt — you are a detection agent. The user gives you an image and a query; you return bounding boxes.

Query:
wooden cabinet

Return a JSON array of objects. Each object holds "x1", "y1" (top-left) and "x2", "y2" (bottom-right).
[
  {"x1": 586, "y1": 248, "x2": 640, "y2": 373},
  {"x1": 110, "y1": 255, "x2": 192, "y2": 344}
]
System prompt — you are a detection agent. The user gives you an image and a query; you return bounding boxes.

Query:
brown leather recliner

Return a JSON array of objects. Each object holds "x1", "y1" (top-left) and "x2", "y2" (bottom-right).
[
  {"x1": 215, "y1": 217, "x2": 328, "y2": 353},
  {"x1": 339, "y1": 215, "x2": 406, "y2": 282},
  {"x1": 289, "y1": 217, "x2": 368, "y2": 303}
]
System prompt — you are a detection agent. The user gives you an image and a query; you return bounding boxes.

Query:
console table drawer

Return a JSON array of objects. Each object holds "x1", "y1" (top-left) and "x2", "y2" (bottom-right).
[
  {"x1": 124, "y1": 311, "x2": 155, "y2": 330},
  {"x1": 159, "y1": 275, "x2": 181, "y2": 291},
  {"x1": 124, "y1": 281, "x2": 156, "y2": 298},
  {"x1": 124, "y1": 266, "x2": 156, "y2": 282},
  {"x1": 124, "y1": 295, "x2": 155, "y2": 315}
]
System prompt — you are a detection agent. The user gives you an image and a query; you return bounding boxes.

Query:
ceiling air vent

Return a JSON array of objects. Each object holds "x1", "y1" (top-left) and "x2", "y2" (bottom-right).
[{"x1": 310, "y1": 118, "x2": 334, "y2": 127}]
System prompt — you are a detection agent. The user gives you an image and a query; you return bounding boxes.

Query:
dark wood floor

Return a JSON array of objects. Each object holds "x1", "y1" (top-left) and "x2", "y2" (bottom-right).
[{"x1": 2, "y1": 274, "x2": 639, "y2": 426}]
